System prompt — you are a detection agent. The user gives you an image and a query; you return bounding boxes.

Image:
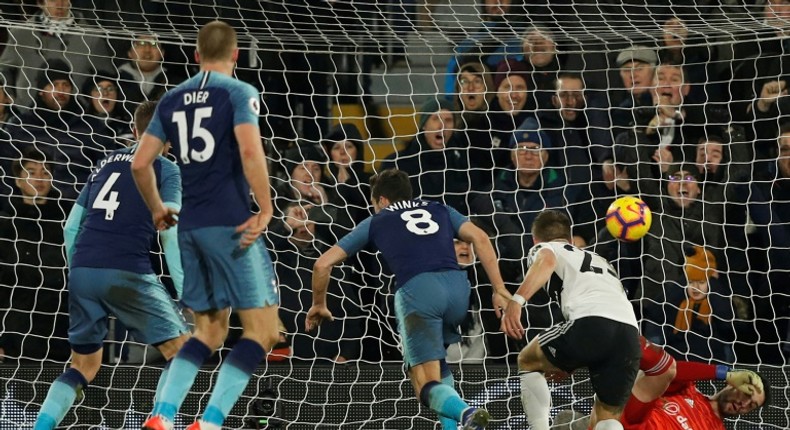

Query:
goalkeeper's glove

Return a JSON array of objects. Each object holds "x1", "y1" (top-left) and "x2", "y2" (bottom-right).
[{"x1": 726, "y1": 369, "x2": 764, "y2": 395}]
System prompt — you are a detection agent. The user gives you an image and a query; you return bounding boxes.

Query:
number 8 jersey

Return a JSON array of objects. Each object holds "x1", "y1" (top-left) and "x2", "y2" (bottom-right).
[
  {"x1": 145, "y1": 71, "x2": 261, "y2": 231},
  {"x1": 528, "y1": 242, "x2": 638, "y2": 328},
  {"x1": 338, "y1": 199, "x2": 466, "y2": 290}
]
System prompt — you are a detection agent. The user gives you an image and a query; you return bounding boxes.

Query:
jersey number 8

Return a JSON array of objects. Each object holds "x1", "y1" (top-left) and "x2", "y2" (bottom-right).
[{"x1": 401, "y1": 209, "x2": 439, "y2": 235}]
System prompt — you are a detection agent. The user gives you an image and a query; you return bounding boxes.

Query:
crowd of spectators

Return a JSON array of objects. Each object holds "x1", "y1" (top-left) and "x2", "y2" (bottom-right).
[{"x1": 0, "y1": 0, "x2": 789, "y2": 366}]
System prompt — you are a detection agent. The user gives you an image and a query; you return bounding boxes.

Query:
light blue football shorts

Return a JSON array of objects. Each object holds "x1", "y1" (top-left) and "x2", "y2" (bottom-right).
[
  {"x1": 179, "y1": 226, "x2": 279, "y2": 312},
  {"x1": 395, "y1": 270, "x2": 470, "y2": 367},
  {"x1": 68, "y1": 267, "x2": 188, "y2": 349}
]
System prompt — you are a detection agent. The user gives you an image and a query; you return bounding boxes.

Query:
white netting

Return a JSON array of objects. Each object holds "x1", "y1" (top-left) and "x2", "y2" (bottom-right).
[{"x1": 0, "y1": 0, "x2": 789, "y2": 429}]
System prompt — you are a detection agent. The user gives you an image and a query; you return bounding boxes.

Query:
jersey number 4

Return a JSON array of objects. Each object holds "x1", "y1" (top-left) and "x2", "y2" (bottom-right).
[
  {"x1": 93, "y1": 172, "x2": 121, "y2": 220},
  {"x1": 172, "y1": 107, "x2": 215, "y2": 164}
]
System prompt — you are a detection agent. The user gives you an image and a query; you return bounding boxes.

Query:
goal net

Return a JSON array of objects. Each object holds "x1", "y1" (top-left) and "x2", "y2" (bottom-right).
[{"x1": 0, "y1": 0, "x2": 788, "y2": 428}]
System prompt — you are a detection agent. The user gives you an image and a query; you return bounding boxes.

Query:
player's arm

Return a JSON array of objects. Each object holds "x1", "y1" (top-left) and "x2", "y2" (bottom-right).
[
  {"x1": 234, "y1": 123, "x2": 273, "y2": 248},
  {"x1": 158, "y1": 159, "x2": 184, "y2": 299},
  {"x1": 502, "y1": 246, "x2": 557, "y2": 339},
  {"x1": 131, "y1": 133, "x2": 176, "y2": 230},
  {"x1": 306, "y1": 217, "x2": 371, "y2": 332},
  {"x1": 457, "y1": 221, "x2": 511, "y2": 317},
  {"x1": 63, "y1": 180, "x2": 93, "y2": 265}
]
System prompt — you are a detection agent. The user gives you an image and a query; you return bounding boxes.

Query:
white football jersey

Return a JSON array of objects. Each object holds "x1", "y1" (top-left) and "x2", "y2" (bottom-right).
[{"x1": 526, "y1": 241, "x2": 638, "y2": 328}]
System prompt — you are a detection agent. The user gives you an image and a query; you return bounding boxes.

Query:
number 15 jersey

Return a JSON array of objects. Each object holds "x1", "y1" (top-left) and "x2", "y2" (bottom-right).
[
  {"x1": 528, "y1": 242, "x2": 638, "y2": 328},
  {"x1": 146, "y1": 71, "x2": 261, "y2": 231}
]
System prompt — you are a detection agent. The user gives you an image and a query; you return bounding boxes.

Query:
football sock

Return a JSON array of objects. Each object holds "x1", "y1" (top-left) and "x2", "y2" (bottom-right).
[
  {"x1": 420, "y1": 380, "x2": 469, "y2": 422},
  {"x1": 153, "y1": 360, "x2": 172, "y2": 405},
  {"x1": 152, "y1": 338, "x2": 212, "y2": 421},
  {"x1": 520, "y1": 371, "x2": 551, "y2": 430},
  {"x1": 202, "y1": 338, "x2": 266, "y2": 426},
  {"x1": 439, "y1": 370, "x2": 458, "y2": 430},
  {"x1": 34, "y1": 368, "x2": 88, "y2": 430},
  {"x1": 639, "y1": 336, "x2": 675, "y2": 376},
  {"x1": 594, "y1": 418, "x2": 624, "y2": 429}
]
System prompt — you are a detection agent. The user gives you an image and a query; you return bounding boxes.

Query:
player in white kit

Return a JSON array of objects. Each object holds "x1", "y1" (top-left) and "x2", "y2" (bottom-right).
[{"x1": 502, "y1": 210, "x2": 641, "y2": 430}]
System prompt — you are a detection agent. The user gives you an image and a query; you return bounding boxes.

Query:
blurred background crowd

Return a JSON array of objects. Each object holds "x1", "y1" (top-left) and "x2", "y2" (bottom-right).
[{"x1": 0, "y1": 0, "x2": 788, "y2": 368}]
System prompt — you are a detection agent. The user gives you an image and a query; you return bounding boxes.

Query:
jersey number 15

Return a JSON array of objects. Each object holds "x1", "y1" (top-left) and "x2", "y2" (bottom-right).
[{"x1": 172, "y1": 107, "x2": 215, "y2": 164}]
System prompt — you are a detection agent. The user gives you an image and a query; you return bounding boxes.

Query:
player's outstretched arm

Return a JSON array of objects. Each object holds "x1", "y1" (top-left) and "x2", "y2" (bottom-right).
[
  {"x1": 306, "y1": 245, "x2": 348, "y2": 332},
  {"x1": 502, "y1": 247, "x2": 556, "y2": 339},
  {"x1": 457, "y1": 221, "x2": 511, "y2": 317},
  {"x1": 131, "y1": 133, "x2": 177, "y2": 230},
  {"x1": 235, "y1": 123, "x2": 273, "y2": 248}
]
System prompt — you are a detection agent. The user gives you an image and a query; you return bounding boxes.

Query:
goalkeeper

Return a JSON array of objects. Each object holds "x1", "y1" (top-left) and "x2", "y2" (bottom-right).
[{"x1": 621, "y1": 336, "x2": 768, "y2": 429}]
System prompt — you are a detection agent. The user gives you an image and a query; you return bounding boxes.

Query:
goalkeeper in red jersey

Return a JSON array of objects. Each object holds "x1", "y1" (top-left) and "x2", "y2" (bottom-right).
[{"x1": 620, "y1": 336, "x2": 768, "y2": 430}]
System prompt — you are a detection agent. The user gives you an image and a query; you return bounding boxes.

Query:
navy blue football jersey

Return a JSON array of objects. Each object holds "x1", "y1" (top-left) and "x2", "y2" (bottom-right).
[
  {"x1": 338, "y1": 199, "x2": 467, "y2": 288},
  {"x1": 69, "y1": 146, "x2": 181, "y2": 274},
  {"x1": 145, "y1": 71, "x2": 261, "y2": 231}
]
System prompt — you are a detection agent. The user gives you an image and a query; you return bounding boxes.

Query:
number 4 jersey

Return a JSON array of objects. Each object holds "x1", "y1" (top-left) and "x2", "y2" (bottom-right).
[
  {"x1": 145, "y1": 71, "x2": 261, "y2": 231},
  {"x1": 338, "y1": 199, "x2": 466, "y2": 289},
  {"x1": 528, "y1": 242, "x2": 638, "y2": 328},
  {"x1": 70, "y1": 146, "x2": 181, "y2": 274}
]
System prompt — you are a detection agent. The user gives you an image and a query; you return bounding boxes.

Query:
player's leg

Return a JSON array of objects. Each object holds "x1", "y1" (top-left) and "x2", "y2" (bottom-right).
[
  {"x1": 619, "y1": 336, "x2": 677, "y2": 427},
  {"x1": 36, "y1": 267, "x2": 108, "y2": 430},
  {"x1": 517, "y1": 335, "x2": 561, "y2": 430},
  {"x1": 189, "y1": 230, "x2": 279, "y2": 429},
  {"x1": 400, "y1": 271, "x2": 489, "y2": 429},
  {"x1": 195, "y1": 305, "x2": 280, "y2": 430},
  {"x1": 586, "y1": 322, "x2": 641, "y2": 429},
  {"x1": 33, "y1": 348, "x2": 100, "y2": 430},
  {"x1": 152, "y1": 333, "x2": 190, "y2": 404},
  {"x1": 147, "y1": 308, "x2": 229, "y2": 429}
]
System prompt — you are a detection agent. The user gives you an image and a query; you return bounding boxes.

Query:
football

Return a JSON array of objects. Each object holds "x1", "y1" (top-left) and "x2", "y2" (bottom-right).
[{"x1": 605, "y1": 196, "x2": 652, "y2": 241}]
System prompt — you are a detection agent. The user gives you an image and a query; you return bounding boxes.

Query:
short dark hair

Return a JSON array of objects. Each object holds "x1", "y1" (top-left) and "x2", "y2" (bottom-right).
[
  {"x1": 531, "y1": 210, "x2": 572, "y2": 242},
  {"x1": 12, "y1": 148, "x2": 49, "y2": 177},
  {"x1": 197, "y1": 20, "x2": 237, "y2": 62},
  {"x1": 756, "y1": 371, "x2": 772, "y2": 409},
  {"x1": 370, "y1": 169, "x2": 413, "y2": 203},
  {"x1": 134, "y1": 100, "x2": 158, "y2": 136}
]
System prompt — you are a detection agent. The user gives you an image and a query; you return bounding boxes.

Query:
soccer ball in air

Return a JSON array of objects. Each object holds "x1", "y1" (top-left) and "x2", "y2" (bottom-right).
[{"x1": 605, "y1": 196, "x2": 652, "y2": 241}]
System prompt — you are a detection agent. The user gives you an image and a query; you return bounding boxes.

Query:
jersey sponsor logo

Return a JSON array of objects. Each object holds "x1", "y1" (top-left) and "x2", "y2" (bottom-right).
[
  {"x1": 661, "y1": 401, "x2": 694, "y2": 430},
  {"x1": 548, "y1": 346, "x2": 557, "y2": 357},
  {"x1": 684, "y1": 398, "x2": 695, "y2": 408},
  {"x1": 183, "y1": 90, "x2": 210, "y2": 105},
  {"x1": 249, "y1": 97, "x2": 260, "y2": 115}
]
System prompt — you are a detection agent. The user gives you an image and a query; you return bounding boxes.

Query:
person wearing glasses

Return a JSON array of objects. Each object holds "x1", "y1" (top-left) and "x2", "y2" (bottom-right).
[
  {"x1": 118, "y1": 34, "x2": 185, "y2": 118},
  {"x1": 0, "y1": 0, "x2": 113, "y2": 108},
  {"x1": 78, "y1": 71, "x2": 134, "y2": 149},
  {"x1": 639, "y1": 163, "x2": 724, "y2": 344}
]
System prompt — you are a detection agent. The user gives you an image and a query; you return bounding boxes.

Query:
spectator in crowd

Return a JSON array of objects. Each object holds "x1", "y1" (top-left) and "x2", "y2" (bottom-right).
[
  {"x1": 488, "y1": 59, "x2": 534, "y2": 172},
  {"x1": 0, "y1": 149, "x2": 70, "y2": 363},
  {"x1": 381, "y1": 98, "x2": 473, "y2": 214},
  {"x1": 117, "y1": 34, "x2": 185, "y2": 118},
  {"x1": 470, "y1": 117, "x2": 566, "y2": 295},
  {"x1": 321, "y1": 123, "x2": 372, "y2": 225},
  {"x1": 11, "y1": 63, "x2": 99, "y2": 199},
  {"x1": 453, "y1": 62, "x2": 498, "y2": 190},
  {"x1": 269, "y1": 201, "x2": 364, "y2": 363},
  {"x1": 517, "y1": 26, "x2": 563, "y2": 111},
  {"x1": 664, "y1": 245, "x2": 734, "y2": 362},
  {"x1": 640, "y1": 164, "x2": 724, "y2": 342},
  {"x1": 0, "y1": 77, "x2": 22, "y2": 203},
  {"x1": 276, "y1": 143, "x2": 353, "y2": 241},
  {"x1": 443, "y1": 0, "x2": 527, "y2": 96},
  {"x1": 658, "y1": 17, "x2": 717, "y2": 103},
  {"x1": 610, "y1": 45, "x2": 657, "y2": 136},
  {"x1": 0, "y1": 0, "x2": 112, "y2": 108},
  {"x1": 539, "y1": 73, "x2": 612, "y2": 200},
  {"x1": 643, "y1": 62, "x2": 707, "y2": 163},
  {"x1": 75, "y1": 71, "x2": 133, "y2": 148}
]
